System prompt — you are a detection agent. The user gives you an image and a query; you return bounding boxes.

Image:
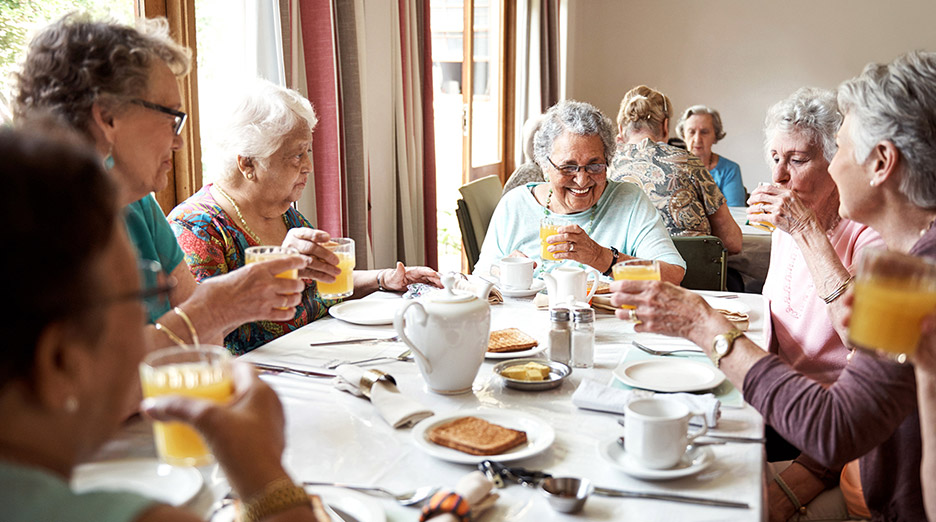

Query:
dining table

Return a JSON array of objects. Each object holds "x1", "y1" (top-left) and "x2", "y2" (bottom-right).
[{"x1": 87, "y1": 287, "x2": 770, "y2": 521}]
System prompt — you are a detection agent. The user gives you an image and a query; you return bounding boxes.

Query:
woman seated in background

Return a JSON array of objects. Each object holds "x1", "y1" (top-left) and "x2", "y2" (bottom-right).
[
  {"x1": 609, "y1": 50, "x2": 936, "y2": 522},
  {"x1": 501, "y1": 113, "x2": 546, "y2": 195},
  {"x1": 675, "y1": 105, "x2": 746, "y2": 207},
  {"x1": 13, "y1": 14, "x2": 305, "y2": 353},
  {"x1": 609, "y1": 85, "x2": 742, "y2": 255},
  {"x1": 0, "y1": 129, "x2": 321, "y2": 522},
  {"x1": 475, "y1": 100, "x2": 685, "y2": 284},
  {"x1": 169, "y1": 79, "x2": 440, "y2": 354}
]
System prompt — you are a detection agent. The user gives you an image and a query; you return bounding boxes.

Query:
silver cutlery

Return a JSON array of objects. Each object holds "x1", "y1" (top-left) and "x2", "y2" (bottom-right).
[
  {"x1": 616, "y1": 436, "x2": 725, "y2": 449},
  {"x1": 251, "y1": 362, "x2": 336, "y2": 378},
  {"x1": 593, "y1": 485, "x2": 750, "y2": 509},
  {"x1": 301, "y1": 482, "x2": 438, "y2": 506},
  {"x1": 324, "y1": 349, "x2": 413, "y2": 370},
  {"x1": 309, "y1": 335, "x2": 400, "y2": 347},
  {"x1": 698, "y1": 434, "x2": 766, "y2": 444},
  {"x1": 632, "y1": 341, "x2": 706, "y2": 357}
]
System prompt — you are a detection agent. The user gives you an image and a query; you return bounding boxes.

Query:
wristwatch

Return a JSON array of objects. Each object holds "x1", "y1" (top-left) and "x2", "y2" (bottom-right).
[
  {"x1": 711, "y1": 328, "x2": 744, "y2": 369},
  {"x1": 602, "y1": 246, "x2": 621, "y2": 277}
]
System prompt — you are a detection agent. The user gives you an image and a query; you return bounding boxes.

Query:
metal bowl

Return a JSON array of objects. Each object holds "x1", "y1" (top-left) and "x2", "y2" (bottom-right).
[
  {"x1": 539, "y1": 476, "x2": 593, "y2": 513},
  {"x1": 493, "y1": 358, "x2": 572, "y2": 391}
]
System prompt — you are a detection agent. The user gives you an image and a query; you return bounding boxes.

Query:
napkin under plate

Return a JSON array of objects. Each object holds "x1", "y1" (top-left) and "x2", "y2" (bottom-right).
[
  {"x1": 334, "y1": 365, "x2": 434, "y2": 428},
  {"x1": 571, "y1": 378, "x2": 720, "y2": 427}
]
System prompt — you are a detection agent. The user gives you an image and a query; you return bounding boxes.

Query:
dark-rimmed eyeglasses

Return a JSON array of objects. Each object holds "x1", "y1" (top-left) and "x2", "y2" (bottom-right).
[
  {"x1": 131, "y1": 99, "x2": 188, "y2": 136},
  {"x1": 547, "y1": 157, "x2": 607, "y2": 175},
  {"x1": 101, "y1": 260, "x2": 177, "y2": 318}
]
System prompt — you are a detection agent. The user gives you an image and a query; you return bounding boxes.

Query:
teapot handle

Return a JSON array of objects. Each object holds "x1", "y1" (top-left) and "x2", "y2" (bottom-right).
[{"x1": 393, "y1": 301, "x2": 432, "y2": 374}]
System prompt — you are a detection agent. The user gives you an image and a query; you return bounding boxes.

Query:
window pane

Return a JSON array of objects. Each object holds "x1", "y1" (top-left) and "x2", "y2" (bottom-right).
[{"x1": 470, "y1": 0, "x2": 500, "y2": 168}]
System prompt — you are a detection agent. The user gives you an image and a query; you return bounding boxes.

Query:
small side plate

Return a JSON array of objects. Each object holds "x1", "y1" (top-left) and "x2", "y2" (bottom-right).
[{"x1": 493, "y1": 358, "x2": 571, "y2": 391}]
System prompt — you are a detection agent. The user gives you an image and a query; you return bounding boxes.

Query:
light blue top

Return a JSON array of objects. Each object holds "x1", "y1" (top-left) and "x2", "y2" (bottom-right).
[
  {"x1": 0, "y1": 461, "x2": 156, "y2": 522},
  {"x1": 124, "y1": 194, "x2": 185, "y2": 322},
  {"x1": 709, "y1": 156, "x2": 746, "y2": 207},
  {"x1": 474, "y1": 181, "x2": 685, "y2": 278}
]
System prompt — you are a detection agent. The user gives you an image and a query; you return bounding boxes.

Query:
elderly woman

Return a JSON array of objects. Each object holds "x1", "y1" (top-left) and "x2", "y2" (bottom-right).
[
  {"x1": 474, "y1": 100, "x2": 685, "y2": 284},
  {"x1": 13, "y1": 15, "x2": 305, "y2": 354},
  {"x1": 0, "y1": 129, "x2": 321, "y2": 521},
  {"x1": 610, "y1": 86, "x2": 742, "y2": 255},
  {"x1": 168, "y1": 79, "x2": 440, "y2": 354},
  {"x1": 610, "y1": 51, "x2": 936, "y2": 522},
  {"x1": 676, "y1": 105, "x2": 746, "y2": 207}
]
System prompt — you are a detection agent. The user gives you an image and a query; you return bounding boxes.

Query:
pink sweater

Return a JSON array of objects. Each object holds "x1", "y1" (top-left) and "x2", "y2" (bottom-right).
[{"x1": 762, "y1": 219, "x2": 884, "y2": 384}]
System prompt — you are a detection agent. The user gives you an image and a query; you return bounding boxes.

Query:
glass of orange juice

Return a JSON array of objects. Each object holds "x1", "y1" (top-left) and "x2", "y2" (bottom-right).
[
  {"x1": 245, "y1": 246, "x2": 300, "y2": 280},
  {"x1": 140, "y1": 345, "x2": 233, "y2": 466},
  {"x1": 540, "y1": 217, "x2": 569, "y2": 261},
  {"x1": 848, "y1": 247, "x2": 936, "y2": 362},
  {"x1": 318, "y1": 238, "x2": 355, "y2": 299},
  {"x1": 747, "y1": 182, "x2": 777, "y2": 232},
  {"x1": 613, "y1": 259, "x2": 661, "y2": 313}
]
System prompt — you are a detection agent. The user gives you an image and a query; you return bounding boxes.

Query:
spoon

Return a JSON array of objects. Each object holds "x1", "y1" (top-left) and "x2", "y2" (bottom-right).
[
  {"x1": 616, "y1": 436, "x2": 724, "y2": 450},
  {"x1": 301, "y1": 482, "x2": 438, "y2": 507}
]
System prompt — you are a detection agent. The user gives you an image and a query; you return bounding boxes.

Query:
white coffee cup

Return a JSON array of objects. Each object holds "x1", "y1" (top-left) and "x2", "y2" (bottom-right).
[
  {"x1": 495, "y1": 257, "x2": 535, "y2": 290},
  {"x1": 624, "y1": 398, "x2": 708, "y2": 469}
]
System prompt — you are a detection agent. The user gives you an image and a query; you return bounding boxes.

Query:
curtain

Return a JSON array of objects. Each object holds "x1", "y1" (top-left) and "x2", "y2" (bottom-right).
[{"x1": 513, "y1": 0, "x2": 561, "y2": 167}]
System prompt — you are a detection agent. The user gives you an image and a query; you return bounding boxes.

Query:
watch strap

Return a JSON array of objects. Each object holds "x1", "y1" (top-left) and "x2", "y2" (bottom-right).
[{"x1": 603, "y1": 246, "x2": 621, "y2": 277}]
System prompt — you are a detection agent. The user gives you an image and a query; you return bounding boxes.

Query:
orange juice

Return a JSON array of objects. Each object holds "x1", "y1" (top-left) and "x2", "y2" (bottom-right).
[
  {"x1": 244, "y1": 247, "x2": 299, "y2": 280},
  {"x1": 140, "y1": 347, "x2": 233, "y2": 466},
  {"x1": 613, "y1": 260, "x2": 661, "y2": 310},
  {"x1": 318, "y1": 252, "x2": 355, "y2": 298},
  {"x1": 848, "y1": 279, "x2": 936, "y2": 357},
  {"x1": 540, "y1": 223, "x2": 562, "y2": 261}
]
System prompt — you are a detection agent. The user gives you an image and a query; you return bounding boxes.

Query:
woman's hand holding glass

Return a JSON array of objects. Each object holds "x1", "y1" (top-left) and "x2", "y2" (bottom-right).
[
  {"x1": 609, "y1": 279, "x2": 720, "y2": 341},
  {"x1": 281, "y1": 227, "x2": 341, "y2": 282},
  {"x1": 544, "y1": 223, "x2": 607, "y2": 268},
  {"x1": 194, "y1": 255, "x2": 306, "y2": 325},
  {"x1": 746, "y1": 184, "x2": 816, "y2": 236}
]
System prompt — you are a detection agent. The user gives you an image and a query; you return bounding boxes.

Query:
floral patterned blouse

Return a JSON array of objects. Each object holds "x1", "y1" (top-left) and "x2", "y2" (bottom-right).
[
  {"x1": 167, "y1": 184, "x2": 336, "y2": 354},
  {"x1": 609, "y1": 138, "x2": 726, "y2": 236}
]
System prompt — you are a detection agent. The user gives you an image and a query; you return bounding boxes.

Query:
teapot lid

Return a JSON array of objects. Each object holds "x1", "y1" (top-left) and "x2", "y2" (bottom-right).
[{"x1": 429, "y1": 273, "x2": 475, "y2": 303}]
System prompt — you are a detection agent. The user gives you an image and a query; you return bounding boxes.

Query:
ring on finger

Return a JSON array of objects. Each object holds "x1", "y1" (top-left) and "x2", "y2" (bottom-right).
[
  {"x1": 569, "y1": 242, "x2": 575, "y2": 253},
  {"x1": 628, "y1": 308, "x2": 641, "y2": 324},
  {"x1": 282, "y1": 296, "x2": 289, "y2": 309}
]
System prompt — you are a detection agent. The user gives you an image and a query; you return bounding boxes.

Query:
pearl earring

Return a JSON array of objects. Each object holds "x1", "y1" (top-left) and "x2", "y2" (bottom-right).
[
  {"x1": 870, "y1": 180, "x2": 877, "y2": 187},
  {"x1": 64, "y1": 396, "x2": 79, "y2": 413}
]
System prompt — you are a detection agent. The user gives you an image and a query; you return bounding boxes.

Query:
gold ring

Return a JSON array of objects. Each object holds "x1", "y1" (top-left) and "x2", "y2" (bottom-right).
[
  {"x1": 628, "y1": 308, "x2": 641, "y2": 324},
  {"x1": 569, "y1": 242, "x2": 575, "y2": 253},
  {"x1": 282, "y1": 296, "x2": 289, "y2": 309}
]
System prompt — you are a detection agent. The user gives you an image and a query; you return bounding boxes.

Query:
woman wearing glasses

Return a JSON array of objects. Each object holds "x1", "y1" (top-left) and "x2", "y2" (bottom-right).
[
  {"x1": 474, "y1": 100, "x2": 685, "y2": 283},
  {"x1": 609, "y1": 86, "x2": 743, "y2": 255},
  {"x1": 13, "y1": 15, "x2": 305, "y2": 353}
]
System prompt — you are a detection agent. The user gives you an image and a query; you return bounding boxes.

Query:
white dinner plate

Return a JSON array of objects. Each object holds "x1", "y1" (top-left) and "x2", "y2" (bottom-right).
[
  {"x1": 71, "y1": 458, "x2": 203, "y2": 506},
  {"x1": 497, "y1": 279, "x2": 546, "y2": 298},
  {"x1": 485, "y1": 343, "x2": 547, "y2": 359},
  {"x1": 328, "y1": 299, "x2": 406, "y2": 325},
  {"x1": 599, "y1": 438, "x2": 715, "y2": 480},
  {"x1": 212, "y1": 486, "x2": 385, "y2": 522},
  {"x1": 411, "y1": 409, "x2": 555, "y2": 464},
  {"x1": 613, "y1": 359, "x2": 726, "y2": 393}
]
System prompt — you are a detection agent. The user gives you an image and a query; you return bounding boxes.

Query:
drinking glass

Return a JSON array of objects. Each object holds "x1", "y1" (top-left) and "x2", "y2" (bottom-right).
[
  {"x1": 244, "y1": 246, "x2": 300, "y2": 280},
  {"x1": 848, "y1": 247, "x2": 936, "y2": 362},
  {"x1": 540, "y1": 217, "x2": 569, "y2": 261},
  {"x1": 747, "y1": 182, "x2": 777, "y2": 232},
  {"x1": 612, "y1": 259, "x2": 661, "y2": 311},
  {"x1": 140, "y1": 345, "x2": 233, "y2": 466},
  {"x1": 318, "y1": 238, "x2": 355, "y2": 299}
]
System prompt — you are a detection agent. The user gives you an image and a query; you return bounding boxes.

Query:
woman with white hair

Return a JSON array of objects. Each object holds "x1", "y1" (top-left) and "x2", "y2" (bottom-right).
[
  {"x1": 169, "y1": 79, "x2": 440, "y2": 354},
  {"x1": 676, "y1": 105, "x2": 746, "y2": 207}
]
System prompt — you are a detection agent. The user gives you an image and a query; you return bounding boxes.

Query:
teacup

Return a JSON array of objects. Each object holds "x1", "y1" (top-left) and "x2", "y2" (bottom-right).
[
  {"x1": 495, "y1": 257, "x2": 535, "y2": 290},
  {"x1": 624, "y1": 398, "x2": 707, "y2": 469}
]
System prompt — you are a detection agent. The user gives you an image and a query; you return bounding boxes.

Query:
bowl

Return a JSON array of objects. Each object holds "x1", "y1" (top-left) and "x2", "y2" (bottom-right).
[
  {"x1": 539, "y1": 476, "x2": 593, "y2": 513},
  {"x1": 493, "y1": 358, "x2": 572, "y2": 391}
]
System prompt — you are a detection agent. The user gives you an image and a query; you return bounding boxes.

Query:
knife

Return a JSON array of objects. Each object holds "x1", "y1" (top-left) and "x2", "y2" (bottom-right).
[
  {"x1": 251, "y1": 362, "x2": 336, "y2": 378},
  {"x1": 593, "y1": 486, "x2": 750, "y2": 509},
  {"x1": 309, "y1": 336, "x2": 398, "y2": 347},
  {"x1": 699, "y1": 434, "x2": 766, "y2": 444}
]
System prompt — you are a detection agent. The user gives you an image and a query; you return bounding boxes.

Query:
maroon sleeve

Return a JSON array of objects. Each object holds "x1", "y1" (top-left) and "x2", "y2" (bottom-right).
[{"x1": 743, "y1": 350, "x2": 917, "y2": 469}]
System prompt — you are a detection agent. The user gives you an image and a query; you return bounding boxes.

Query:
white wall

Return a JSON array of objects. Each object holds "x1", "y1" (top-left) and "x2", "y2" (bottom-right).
[{"x1": 565, "y1": 0, "x2": 936, "y2": 189}]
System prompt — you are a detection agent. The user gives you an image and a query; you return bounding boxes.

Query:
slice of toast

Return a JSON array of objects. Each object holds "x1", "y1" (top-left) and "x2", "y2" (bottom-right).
[
  {"x1": 428, "y1": 416, "x2": 528, "y2": 456},
  {"x1": 488, "y1": 328, "x2": 539, "y2": 353}
]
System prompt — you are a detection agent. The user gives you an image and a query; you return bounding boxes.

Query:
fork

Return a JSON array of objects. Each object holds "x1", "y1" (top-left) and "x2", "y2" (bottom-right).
[
  {"x1": 325, "y1": 349, "x2": 413, "y2": 370},
  {"x1": 631, "y1": 341, "x2": 706, "y2": 357},
  {"x1": 301, "y1": 482, "x2": 439, "y2": 507}
]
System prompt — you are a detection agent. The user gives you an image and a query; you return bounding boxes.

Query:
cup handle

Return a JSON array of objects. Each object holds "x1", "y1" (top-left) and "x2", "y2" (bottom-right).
[
  {"x1": 686, "y1": 412, "x2": 709, "y2": 442},
  {"x1": 585, "y1": 268, "x2": 600, "y2": 303}
]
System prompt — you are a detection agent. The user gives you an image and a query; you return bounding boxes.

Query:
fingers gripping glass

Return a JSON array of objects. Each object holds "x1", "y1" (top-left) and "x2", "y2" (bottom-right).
[
  {"x1": 131, "y1": 99, "x2": 188, "y2": 135},
  {"x1": 547, "y1": 157, "x2": 607, "y2": 175}
]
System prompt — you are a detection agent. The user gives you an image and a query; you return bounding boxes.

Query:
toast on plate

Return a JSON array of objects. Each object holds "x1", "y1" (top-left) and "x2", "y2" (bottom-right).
[
  {"x1": 488, "y1": 328, "x2": 539, "y2": 353},
  {"x1": 427, "y1": 416, "x2": 528, "y2": 456}
]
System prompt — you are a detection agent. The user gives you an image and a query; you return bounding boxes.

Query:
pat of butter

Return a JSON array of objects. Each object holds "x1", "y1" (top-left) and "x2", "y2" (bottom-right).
[{"x1": 502, "y1": 362, "x2": 551, "y2": 381}]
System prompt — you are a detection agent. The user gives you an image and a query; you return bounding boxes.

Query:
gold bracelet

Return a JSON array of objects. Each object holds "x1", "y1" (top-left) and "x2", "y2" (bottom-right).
[
  {"x1": 237, "y1": 477, "x2": 310, "y2": 522},
  {"x1": 154, "y1": 322, "x2": 186, "y2": 347},
  {"x1": 821, "y1": 275, "x2": 854, "y2": 304},
  {"x1": 173, "y1": 306, "x2": 200, "y2": 347},
  {"x1": 377, "y1": 269, "x2": 390, "y2": 292}
]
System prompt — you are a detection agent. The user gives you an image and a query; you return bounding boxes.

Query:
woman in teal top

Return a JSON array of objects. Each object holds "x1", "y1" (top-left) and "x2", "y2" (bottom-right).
[{"x1": 676, "y1": 105, "x2": 747, "y2": 207}]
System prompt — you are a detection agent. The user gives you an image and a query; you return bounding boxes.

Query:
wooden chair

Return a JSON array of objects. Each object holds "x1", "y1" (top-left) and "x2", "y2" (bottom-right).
[
  {"x1": 457, "y1": 175, "x2": 502, "y2": 271},
  {"x1": 670, "y1": 235, "x2": 727, "y2": 291}
]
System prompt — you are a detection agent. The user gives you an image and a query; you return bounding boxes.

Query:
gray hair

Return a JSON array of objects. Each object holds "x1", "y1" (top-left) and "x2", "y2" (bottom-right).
[
  {"x1": 763, "y1": 87, "x2": 841, "y2": 164},
  {"x1": 213, "y1": 79, "x2": 318, "y2": 182},
  {"x1": 676, "y1": 105, "x2": 726, "y2": 142},
  {"x1": 533, "y1": 100, "x2": 616, "y2": 171},
  {"x1": 838, "y1": 50, "x2": 936, "y2": 209}
]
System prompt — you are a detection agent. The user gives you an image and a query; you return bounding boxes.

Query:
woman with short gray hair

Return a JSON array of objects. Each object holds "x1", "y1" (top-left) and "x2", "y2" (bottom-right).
[
  {"x1": 676, "y1": 105, "x2": 746, "y2": 206},
  {"x1": 475, "y1": 99, "x2": 685, "y2": 283}
]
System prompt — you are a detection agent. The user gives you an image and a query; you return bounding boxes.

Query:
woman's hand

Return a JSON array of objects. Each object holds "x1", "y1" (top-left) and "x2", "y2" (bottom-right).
[
  {"x1": 195, "y1": 255, "x2": 307, "y2": 326},
  {"x1": 610, "y1": 279, "x2": 718, "y2": 341},
  {"x1": 746, "y1": 184, "x2": 817, "y2": 236},
  {"x1": 548, "y1": 224, "x2": 611, "y2": 270},
  {"x1": 281, "y1": 227, "x2": 341, "y2": 282},
  {"x1": 381, "y1": 261, "x2": 442, "y2": 291}
]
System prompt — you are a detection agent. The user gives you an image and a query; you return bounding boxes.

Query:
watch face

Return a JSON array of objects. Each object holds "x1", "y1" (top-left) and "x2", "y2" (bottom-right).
[{"x1": 715, "y1": 337, "x2": 730, "y2": 356}]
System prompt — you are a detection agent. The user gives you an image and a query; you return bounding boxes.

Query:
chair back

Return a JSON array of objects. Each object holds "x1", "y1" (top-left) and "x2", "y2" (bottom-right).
[
  {"x1": 670, "y1": 235, "x2": 726, "y2": 291},
  {"x1": 455, "y1": 198, "x2": 480, "y2": 273},
  {"x1": 457, "y1": 175, "x2": 502, "y2": 269}
]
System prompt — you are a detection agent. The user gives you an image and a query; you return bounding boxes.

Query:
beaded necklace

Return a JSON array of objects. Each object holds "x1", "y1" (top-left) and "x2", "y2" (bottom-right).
[{"x1": 215, "y1": 185, "x2": 289, "y2": 244}]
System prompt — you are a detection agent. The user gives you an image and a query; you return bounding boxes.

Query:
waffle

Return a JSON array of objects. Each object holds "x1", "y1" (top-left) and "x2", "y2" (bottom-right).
[
  {"x1": 487, "y1": 328, "x2": 539, "y2": 353},
  {"x1": 428, "y1": 416, "x2": 528, "y2": 456}
]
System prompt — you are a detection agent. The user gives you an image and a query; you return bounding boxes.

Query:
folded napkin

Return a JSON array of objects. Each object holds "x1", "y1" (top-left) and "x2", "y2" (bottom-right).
[
  {"x1": 590, "y1": 294, "x2": 618, "y2": 313},
  {"x1": 424, "y1": 471, "x2": 498, "y2": 522},
  {"x1": 571, "y1": 378, "x2": 721, "y2": 427},
  {"x1": 333, "y1": 365, "x2": 434, "y2": 428}
]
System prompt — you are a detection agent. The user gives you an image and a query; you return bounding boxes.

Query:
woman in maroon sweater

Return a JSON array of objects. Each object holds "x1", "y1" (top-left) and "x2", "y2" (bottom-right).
[{"x1": 610, "y1": 50, "x2": 936, "y2": 521}]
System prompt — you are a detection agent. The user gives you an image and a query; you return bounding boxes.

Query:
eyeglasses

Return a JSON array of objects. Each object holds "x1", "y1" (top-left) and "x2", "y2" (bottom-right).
[
  {"x1": 131, "y1": 99, "x2": 188, "y2": 136},
  {"x1": 547, "y1": 157, "x2": 608, "y2": 175},
  {"x1": 103, "y1": 260, "x2": 177, "y2": 318}
]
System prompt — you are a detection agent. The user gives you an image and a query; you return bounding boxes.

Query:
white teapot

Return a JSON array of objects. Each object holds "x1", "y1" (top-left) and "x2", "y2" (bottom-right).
[
  {"x1": 542, "y1": 266, "x2": 600, "y2": 309},
  {"x1": 394, "y1": 273, "x2": 492, "y2": 394}
]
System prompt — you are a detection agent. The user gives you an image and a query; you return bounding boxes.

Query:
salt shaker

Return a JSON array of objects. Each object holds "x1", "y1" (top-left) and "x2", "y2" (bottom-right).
[
  {"x1": 548, "y1": 307, "x2": 572, "y2": 365},
  {"x1": 572, "y1": 308, "x2": 595, "y2": 368}
]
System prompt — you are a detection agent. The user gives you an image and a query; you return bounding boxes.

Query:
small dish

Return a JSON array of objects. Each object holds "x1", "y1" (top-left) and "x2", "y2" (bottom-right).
[
  {"x1": 599, "y1": 438, "x2": 715, "y2": 480},
  {"x1": 71, "y1": 458, "x2": 203, "y2": 506},
  {"x1": 613, "y1": 358, "x2": 726, "y2": 393},
  {"x1": 497, "y1": 279, "x2": 546, "y2": 298},
  {"x1": 493, "y1": 358, "x2": 571, "y2": 391},
  {"x1": 411, "y1": 409, "x2": 555, "y2": 464},
  {"x1": 328, "y1": 299, "x2": 406, "y2": 325}
]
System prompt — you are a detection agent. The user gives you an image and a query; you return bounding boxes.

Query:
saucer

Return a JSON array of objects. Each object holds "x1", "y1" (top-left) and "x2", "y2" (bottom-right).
[
  {"x1": 598, "y1": 438, "x2": 715, "y2": 480},
  {"x1": 497, "y1": 279, "x2": 546, "y2": 298}
]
